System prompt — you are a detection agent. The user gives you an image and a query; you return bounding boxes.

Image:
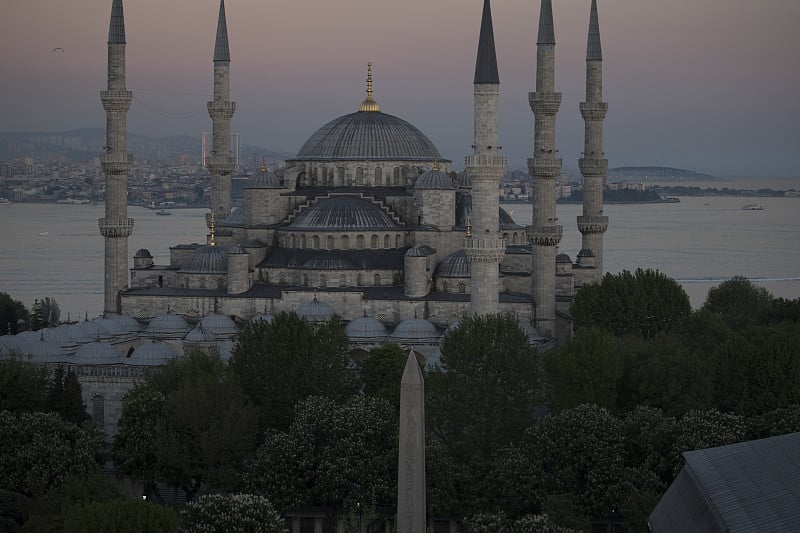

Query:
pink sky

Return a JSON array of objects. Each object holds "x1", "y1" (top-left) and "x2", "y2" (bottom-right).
[{"x1": 1, "y1": 0, "x2": 799, "y2": 177}]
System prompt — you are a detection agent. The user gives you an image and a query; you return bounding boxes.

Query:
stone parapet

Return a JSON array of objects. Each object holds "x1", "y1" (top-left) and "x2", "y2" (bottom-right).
[
  {"x1": 529, "y1": 91, "x2": 562, "y2": 116},
  {"x1": 526, "y1": 225, "x2": 563, "y2": 247},
  {"x1": 579, "y1": 101, "x2": 608, "y2": 121},
  {"x1": 101, "y1": 90, "x2": 132, "y2": 112},
  {"x1": 100, "y1": 153, "x2": 133, "y2": 175},
  {"x1": 578, "y1": 158, "x2": 608, "y2": 177},
  {"x1": 577, "y1": 215, "x2": 609, "y2": 235},
  {"x1": 99, "y1": 217, "x2": 134, "y2": 238},
  {"x1": 207, "y1": 100, "x2": 236, "y2": 119},
  {"x1": 465, "y1": 154, "x2": 507, "y2": 172},
  {"x1": 464, "y1": 236, "x2": 506, "y2": 263},
  {"x1": 528, "y1": 157, "x2": 562, "y2": 178}
]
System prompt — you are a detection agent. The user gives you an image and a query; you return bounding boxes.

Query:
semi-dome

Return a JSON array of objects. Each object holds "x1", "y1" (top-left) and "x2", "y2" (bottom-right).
[
  {"x1": 389, "y1": 317, "x2": 440, "y2": 344},
  {"x1": 244, "y1": 165, "x2": 282, "y2": 189},
  {"x1": 75, "y1": 342, "x2": 122, "y2": 365},
  {"x1": 144, "y1": 313, "x2": 192, "y2": 338},
  {"x1": 405, "y1": 246, "x2": 429, "y2": 258},
  {"x1": 296, "y1": 298, "x2": 336, "y2": 322},
  {"x1": 289, "y1": 196, "x2": 400, "y2": 231},
  {"x1": 199, "y1": 313, "x2": 239, "y2": 338},
  {"x1": 181, "y1": 245, "x2": 228, "y2": 274},
  {"x1": 435, "y1": 250, "x2": 470, "y2": 278},
  {"x1": 415, "y1": 168, "x2": 454, "y2": 190},
  {"x1": 294, "y1": 110, "x2": 443, "y2": 162},
  {"x1": 129, "y1": 342, "x2": 178, "y2": 366},
  {"x1": 345, "y1": 314, "x2": 388, "y2": 342}
]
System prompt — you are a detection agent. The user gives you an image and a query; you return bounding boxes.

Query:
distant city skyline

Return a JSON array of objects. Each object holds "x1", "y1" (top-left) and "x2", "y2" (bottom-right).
[{"x1": 1, "y1": 0, "x2": 798, "y2": 178}]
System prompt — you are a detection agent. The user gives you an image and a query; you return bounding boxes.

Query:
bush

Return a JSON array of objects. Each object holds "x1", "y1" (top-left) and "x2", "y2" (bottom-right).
[{"x1": 180, "y1": 493, "x2": 286, "y2": 533}]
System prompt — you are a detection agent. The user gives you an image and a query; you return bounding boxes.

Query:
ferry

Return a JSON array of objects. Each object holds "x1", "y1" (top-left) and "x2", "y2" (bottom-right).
[
  {"x1": 156, "y1": 209, "x2": 172, "y2": 216},
  {"x1": 742, "y1": 203, "x2": 765, "y2": 211}
]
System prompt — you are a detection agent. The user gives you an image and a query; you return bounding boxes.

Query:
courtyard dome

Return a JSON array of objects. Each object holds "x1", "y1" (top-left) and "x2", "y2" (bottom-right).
[
  {"x1": 104, "y1": 314, "x2": 143, "y2": 333},
  {"x1": 43, "y1": 325, "x2": 73, "y2": 345},
  {"x1": 345, "y1": 313, "x2": 388, "y2": 342},
  {"x1": 144, "y1": 313, "x2": 192, "y2": 338},
  {"x1": 199, "y1": 313, "x2": 240, "y2": 338},
  {"x1": 289, "y1": 196, "x2": 400, "y2": 231},
  {"x1": 294, "y1": 111, "x2": 443, "y2": 162},
  {"x1": 75, "y1": 342, "x2": 122, "y2": 365},
  {"x1": 129, "y1": 342, "x2": 178, "y2": 366},
  {"x1": 389, "y1": 317, "x2": 440, "y2": 344},
  {"x1": 296, "y1": 298, "x2": 336, "y2": 322},
  {"x1": 16, "y1": 334, "x2": 67, "y2": 361},
  {"x1": 435, "y1": 250, "x2": 470, "y2": 278},
  {"x1": 181, "y1": 245, "x2": 228, "y2": 274},
  {"x1": 415, "y1": 168, "x2": 454, "y2": 190},
  {"x1": 185, "y1": 323, "x2": 217, "y2": 343}
]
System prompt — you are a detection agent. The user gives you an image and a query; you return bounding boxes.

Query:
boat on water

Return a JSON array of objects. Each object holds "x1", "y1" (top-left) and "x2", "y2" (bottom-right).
[
  {"x1": 0, "y1": 197, "x2": 11, "y2": 205},
  {"x1": 742, "y1": 203, "x2": 765, "y2": 211},
  {"x1": 38, "y1": 231, "x2": 50, "y2": 236},
  {"x1": 156, "y1": 209, "x2": 172, "y2": 216}
]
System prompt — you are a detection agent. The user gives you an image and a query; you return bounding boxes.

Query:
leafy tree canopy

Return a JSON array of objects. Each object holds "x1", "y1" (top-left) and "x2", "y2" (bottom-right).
[
  {"x1": 571, "y1": 268, "x2": 691, "y2": 339},
  {"x1": 180, "y1": 493, "x2": 286, "y2": 533},
  {"x1": 0, "y1": 292, "x2": 29, "y2": 335},
  {"x1": 702, "y1": 276, "x2": 773, "y2": 330},
  {"x1": 0, "y1": 359, "x2": 49, "y2": 413},
  {"x1": 359, "y1": 342, "x2": 409, "y2": 411},
  {"x1": 62, "y1": 498, "x2": 177, "y2": 533}
]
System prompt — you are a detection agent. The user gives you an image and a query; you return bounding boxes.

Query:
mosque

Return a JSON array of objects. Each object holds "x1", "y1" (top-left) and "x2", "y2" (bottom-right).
[{"x1": 1, "y1": 0, "x2": 609, "y2": 436}]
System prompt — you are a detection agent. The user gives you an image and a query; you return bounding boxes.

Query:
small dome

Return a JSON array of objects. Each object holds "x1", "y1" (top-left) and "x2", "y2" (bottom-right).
[
  {"x1": 43, "y1": 325, "x2": 73, "y2": 345},
  {"x1": 345, "y1": 315, "x2": 388, "y2": 341},
  {"x1": 289, "y1": 196, "x2": 400, "y2": 231},
  {"x1": 228, "y1": 244, "x2": 247, "y2": 255},
  {"x1": 104, "y1": 314, "x2": 143, "y2": 333},
  {"x1": 415, "y1": 169, "x2": 454, "y2": 190},
  {"x1": 458, "y1": 169, "x2": 472, "y2": 190},
  {"x1": 78, "y1": 319, "x2": 110, "y2": 340},
  {"x1": 75, "y1": 342, "x2": 122, "y2": 365},
  {"x1": 16, "y1": 334, "x2": 67, "y2": 360},
  {"x1": 61, "y1": 323, "x2": 94, "y2": 345},
  {"x1": 303, "y1": 253, "x2": 356, "y2": 270},
  {"x1": 577, "y1": 248, "x2": 596, "y2": 258},
  {"x1": 181, "y1": 245, "x2": 228, "y2": 274},
  {"x1": 185, "y1": 323, "x2": 217, "y2": 343},
  {"x1": 405, "y1": 246, "x2": 429, "y2": 258},
  {"x1": 144, "y1": 313, "x2": 192, "y2": 338},
  {"x1": 296, "y1": 298, "x2": 336, "y2": 322},
  {"x1": 129, "y1": 342, "x2": 178, "y2": 366},
  {"x1": 134, "y1": 249, "x2": 153, "y2": 258},
  {"x1": 556, "y1": 253, "x2": 572, "y2": 264},
  {"x1": 389, "y1": 317, "x2": 440, "y2": 344},
  {"x1": 434, "y1": 250, "x2": 470, "y2": 278},
  {"x1": 244, "y1": 165, "x2": 282, "y2": 189},
  {"x1": 199, "y1": 313, "x2": 240, "y2": 338}
]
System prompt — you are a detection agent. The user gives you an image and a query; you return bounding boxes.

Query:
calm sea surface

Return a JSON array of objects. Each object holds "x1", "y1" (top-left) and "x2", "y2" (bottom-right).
[{"x1": 1, "y1": 194, "x2": 798, "y2": 319}]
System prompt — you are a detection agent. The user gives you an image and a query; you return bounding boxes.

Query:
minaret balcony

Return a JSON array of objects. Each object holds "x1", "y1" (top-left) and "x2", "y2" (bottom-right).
[
  {"x1": 526, "y1": 225, "x2": 563, "y2": 247},
  {"x1": 101, "y1": 153, "x2": 133, "y2": 175},
  {"x1": 465, "y1": 155, "x2": 507, "y2": 181},
  {"x1": 98, "y1": 217, "x2": 134, "y2": 238},
  {"x1": 529, "y1": 92, "x2": 562, "y2": 115},
  {"x1": 207, "y1": 100, "x2": 236, "y2": 119},
  {"x1": 528, "y1": 157, "x2": 562, "y2": 178},
  {"x1": 101, "y1": 90, "x2": 132, "y2": 112},
  {"x1": 464, "y1": 237, "x2": 507, "y2": 263},
  {"x1": 578, "y1": 158, "x2": 608, "y2": 177},
  {"x1": 579, "y1": 102, "x2": 608, "y2": 121},
  {"x1": 577, "y1": 215, "x2": 609, "y2": 235}
]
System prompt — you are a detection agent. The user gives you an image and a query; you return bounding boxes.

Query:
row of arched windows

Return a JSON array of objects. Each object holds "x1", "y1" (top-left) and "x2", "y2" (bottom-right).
[
  {"x1": 265, "y1": 271, "x2": 397, "y2": 287},
  {"x1": 282, "y1": 233, "x2": 404, "y2": 250},
  {"x1": 303, "y1": 165, "x2": 409, "y2": 188}
]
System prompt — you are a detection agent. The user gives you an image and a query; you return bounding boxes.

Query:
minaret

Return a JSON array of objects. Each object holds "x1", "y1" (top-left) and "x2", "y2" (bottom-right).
[
  {"x1": 207, "y1": 0, "x2": 236, "y2": 222},
  {"x1": 578, "y1": 0, "x2": 609, "y2": 280},
  {"x1": 464, "y1": 0, "x2": 507, "y2": 316},
  {"x1": 527, "y1": 0, "x2": 563, "y2": 336},
  {"x1": 99, "y1": 0, "x2": 134, "y2": 314}
]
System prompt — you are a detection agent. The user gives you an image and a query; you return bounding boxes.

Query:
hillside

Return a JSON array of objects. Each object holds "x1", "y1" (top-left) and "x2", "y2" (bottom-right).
[{"x1": 608, "y1": 166, "x2": 718, "y2": 182}]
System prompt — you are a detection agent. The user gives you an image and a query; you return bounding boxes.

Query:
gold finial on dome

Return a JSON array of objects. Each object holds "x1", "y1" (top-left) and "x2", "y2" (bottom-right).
[
  {"x1": 359, "y1": 62, "x2": 381, "y2": 112},
  {"x1": 466, "y1": 216, "x2": 472, "y2": 238},
  {"x1": 261, "y1": 158, "x2": 267, "y2": 172},
  {"x1": 432, "y1": 160, "x2": 439, "y2": 171},
  {"x1": 208, "y1": 211, "x2": 217, "y2": 247}
]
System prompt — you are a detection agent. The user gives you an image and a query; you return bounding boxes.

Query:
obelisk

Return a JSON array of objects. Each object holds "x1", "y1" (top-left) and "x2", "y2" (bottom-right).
[{"x1": 397, "y1": 350, "x2": 426, "y2": 532}]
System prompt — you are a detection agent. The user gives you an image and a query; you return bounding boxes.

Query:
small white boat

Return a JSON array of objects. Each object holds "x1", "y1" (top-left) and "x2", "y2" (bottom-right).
[
  {"x1": 156, "y1": 209, "x2": 172, "y2": 216},
  {"x1": 0, "y1": 197, "x2": 11, "y2": 205},
  {"x1": 742, "y1": 203, "x2": 765, "y2": 211},
  {"x1": 38, "y1": 231, "x2": 50, "y2": 236}
]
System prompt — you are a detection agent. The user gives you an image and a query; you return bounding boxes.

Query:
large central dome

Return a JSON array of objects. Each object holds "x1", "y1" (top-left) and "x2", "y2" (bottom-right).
[{"x1": 294, "y1": 110, "x2": 443, "y2": 162}]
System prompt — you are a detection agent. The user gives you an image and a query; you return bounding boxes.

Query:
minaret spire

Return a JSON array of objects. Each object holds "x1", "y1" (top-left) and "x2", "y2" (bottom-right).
[
  {"x1": 527, "y1": 0, "x2": 563, "y2": 337},
  {"x1": 100, "y1": 0, "x2": 134, "y2": 314},
  {"x1": 465, "y1": 0, "x2": 507, "y2": 316},
  {"x1": 578, "y1": 0, "x2": 609, "y2": 280},
  {"x1": 474, "y1": 0, "x2": 499, "y2": 84},
  {"x1": 207, "y1": 0, "x2": 236, "y2": 223}
]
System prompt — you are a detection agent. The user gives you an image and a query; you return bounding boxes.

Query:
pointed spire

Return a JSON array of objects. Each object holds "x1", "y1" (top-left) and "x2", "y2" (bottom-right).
[
  {"x1": 474, "y1": 0, "x2": 500, "y2": 84},
  {"x1": 537, "y1": 0, "x2": 555, "y2": 45},
  {"x1": 214, "y1": 0, "x2": 231, "y2": 62},
  {"x1": 587, "y1": 0, "x2": 602, "y2": 60},
  {"x1": 359, "y1": 62, "x2": 381, "y2": 112},
  {"x1": 108, "y1": 0, "x2": 126, "y2": 44}
]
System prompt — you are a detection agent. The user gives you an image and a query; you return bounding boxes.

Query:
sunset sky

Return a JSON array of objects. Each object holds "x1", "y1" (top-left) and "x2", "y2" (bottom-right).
[{"x1": 1, "y1": 0, "x2": 798, "y2": 178}]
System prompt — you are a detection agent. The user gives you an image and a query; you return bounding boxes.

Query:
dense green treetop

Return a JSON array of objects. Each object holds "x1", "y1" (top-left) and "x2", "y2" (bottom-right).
[
  {"x1": 62, "y1": 498, "x2": 177, "y2": 533},
  {"x1": 359, "y1": 342, "x2": 409, "y2": 411},
  {"x1": 702, "y1": 275, "x2": 773, "y2": 330},
  {"x1": 180, "y1": 493, "x2": 286, "y2": 533},
  {"x1": 0, "y1": 359, "x2": 49, "y2": 413},
  {"x1": 0, "y1": 292, "x2": 29, "y2": 335}
]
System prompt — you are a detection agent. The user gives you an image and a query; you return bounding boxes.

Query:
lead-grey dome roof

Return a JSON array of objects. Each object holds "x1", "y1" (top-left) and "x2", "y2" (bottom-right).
[
  {"x1": 181, "y1": 245, "x2": 228, "y2": 274},
  {"x1": 345, "y1": 315, "x2": 388, "y2": 341},
  {"x1": 294, "y1": 110, "x2": 443, "y2": 162},
  {"x1": 199, "y1": 313, "x2": 240, "y2": 338},
  {"x1": 144, "y1": 313, "x2": 192, "y2": 338},
  {"x1": 75, "y1": 342, "x2": 122, "y2": 365},
  {"x1": 129, "y1": 342, "x2": 178, "y2": 366},
  {"x1": 289, "y1": 196, "x2": 400, "y2": 231},
  {"x1": 415, "y1": 169, "x2": 454, "y2": 190},
  {"x1": 244, "y1": 166, "x2": 282, "y2": 189},
  {"x1": 434, "y1": 250, "x2": 470, "y2": 278},
  {"x1": 296, "y1": 298, "x2": 336, "y2": 322},
  {"x1": 389, "y1": 317, "x2": 440, "y2": 344}
]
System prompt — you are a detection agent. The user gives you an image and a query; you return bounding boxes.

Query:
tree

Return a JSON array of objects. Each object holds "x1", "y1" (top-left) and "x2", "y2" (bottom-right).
[
  {"x1": 180, "y1": 493, "x2": 285, "y2": 533},
  {"x1": 62, "y1": 498, "x2": 177, "y2": 533},
  {"x1": 571, "y1": 268, "x2": 691, "y2": 339},
  {"x1": 0, "y1": 292, "x2": 29, "y2": 335},
  {"x1": 0, "y1": 359, "x2": 49, "y2": 413},
  {"x1": 0, "y1": 412, "x2": 104, "y2": 496},
  {"x1": 229, "y1": 312, "x2": 357, "y2": 429},
  {"x1": 30, "y1": 298, "x2": 60, "y2": 331},
  {"x1": 243, "y1": 395, "x2": 397, "y2": 519},
  {"x1": 702, "y1": 276, "x2": 773, "y2": 330},
  {"x1": 671, "y1": 409, "x2": 746, "y2": 476},
  {"x1": 113, "y1": 349, "x2": 260, "y2": 501},
  {"x1": 44, "y1": 367, "x2": 89, "y2": 424},
  {"x1": 545, "y1": 327, "x2": 622, "y2": 411},
  {"x1": 359, "y1": 342, "x2": 408, "y2": 410}
]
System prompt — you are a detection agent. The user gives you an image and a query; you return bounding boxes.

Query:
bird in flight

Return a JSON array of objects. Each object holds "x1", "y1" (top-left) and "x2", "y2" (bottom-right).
[{"x1": 52, "y1": 47, "x2": 64, "y2": 52}]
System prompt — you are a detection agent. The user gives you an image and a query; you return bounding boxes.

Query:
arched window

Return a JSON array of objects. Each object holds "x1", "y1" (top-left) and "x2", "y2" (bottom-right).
[
  {"x1": 341, "y1": 235, "x2": 350, "y2": 249},
  {"x1": 357, "y1": 235, "x2": 365, "y2": 249},
  {"x1": 339, "y1": 274, "x2": 347, "y2": 287},
  {"x1": 300, "y1": 235, "x2": 307, "y2": 248},
  {"x1": 371, "y1": 235, "x2": 379, "y2": 249},
  {"x1": 313, "y1": 235, "x2": 320, "y2": 249},
  {"x1": 338, "y1": 167, "x2": 345, "y2": 185},
  {"x1": 374, "y1": 274, "x2": 381, "y2": 286},
  {"x1": 395, "y1": 235, "x2": 402, "y2": 248},
  {"x1": 458, "y1": 282, "x2": 466, "y2": 293},
  {"x1": 302, "y1": 274, "x2": 309, "y2": 287},
  {"x1": 158, "y1": 275, "x2": 163, "y2": 288},
  {"x1": 291, "y1": 234, "x2": 297, "y2": 248},
  {"x1": 442, "y1": 281, "x2": 449, "y2": 293},
  {"x1": 320, "y1": 274, "x2": 327, "y2": 288},
  {"x1": 356, "y1": 167, "x2": 364, "y2": 185},
  {"x1": 326, "y1": 236, "x2": 334, "y2": 250},
  {"x1": 393, "y1": 167, "x2": 400, "y2": 186},
  {"x1": 357, "y1": 274, "x2": 363, "y2": 286},
  {"x1": 384, "y1": 235, "x2": 390, "y2": 248},
  {"x1": 91, "y1": 394, "x2": 105, "y2": 428},
  {"x1": 375, "y1": 167, "x2": 383, "y2": 186},
  {"x1": 322, "y1": 167, "x2": 328, "y2": 185}
]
